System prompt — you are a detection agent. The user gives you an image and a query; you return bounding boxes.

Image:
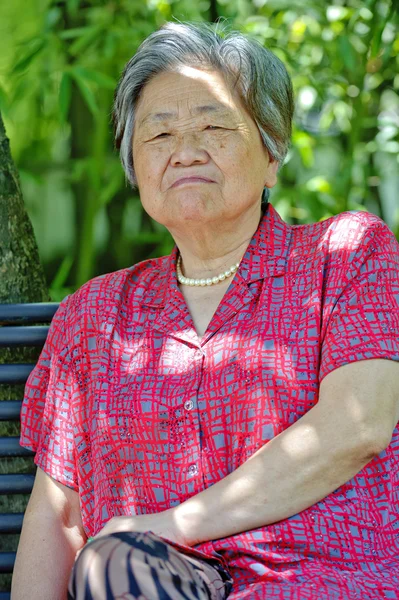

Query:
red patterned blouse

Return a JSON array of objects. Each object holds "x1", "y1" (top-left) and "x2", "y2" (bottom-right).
[{"x1": 20, "y1": 203, "x2": 399, "y2": 599}]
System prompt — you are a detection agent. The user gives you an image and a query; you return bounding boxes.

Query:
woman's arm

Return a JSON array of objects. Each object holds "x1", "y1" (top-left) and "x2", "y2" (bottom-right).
[
  {"x1": 173, "y1": 359, "x2": 399, "y2": 546},
  {"x1": 11, "y1": 467, "x2": 87, "y2": 600}
]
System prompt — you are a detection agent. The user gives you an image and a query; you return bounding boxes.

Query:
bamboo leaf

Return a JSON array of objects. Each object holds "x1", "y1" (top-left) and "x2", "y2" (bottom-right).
[
  {"x1": 71, "y1": 66, "x2": 115, "y2": 89},
  {"x1": 0, "y1": 84, "x2": 8, "y2": 114},
  {"x1": 69, "y1": 26, "x2": 102, "y2": 56},
  {"x1": 11, "y1": 38, "x2": 46, "y2": 74},
  {"x1": 66, "y1": 0, "x2": 81, "y2": 17},
  {"x1": 98, "y1": 167, "x2": 124, "y2": 206},
  {"x1": 70, "y1": 68, "x2": 99, "y2": 116},
  {"x1": 59, "y1": 72, "x2": 72, "y2": 122},
  {"x1": 338, "y1": 36, "x2": 357, "y2": 72},
  {"x1": 50, "y1": 254, "x2": 74, "y2": 290},
  {"x1": 59, "y1": 27, "x2": 88, "y2": 40},
  {"x1": 45, "y1": 7, "x2": 62, "y2": 30}
]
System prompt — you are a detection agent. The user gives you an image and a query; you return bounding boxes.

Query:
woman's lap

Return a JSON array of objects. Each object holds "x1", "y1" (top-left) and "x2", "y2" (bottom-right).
[
  {"x1": 67, "y1": 531, "x2": 230, "y2": 600},
  {"x1": 67, "y1": 532, "x2": 398, "y2": 600}
]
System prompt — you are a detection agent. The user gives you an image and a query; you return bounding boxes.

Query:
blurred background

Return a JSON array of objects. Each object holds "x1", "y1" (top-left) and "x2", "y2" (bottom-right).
[{"x1": 0, "y1": 0, "x2": 398, "y2": 300}]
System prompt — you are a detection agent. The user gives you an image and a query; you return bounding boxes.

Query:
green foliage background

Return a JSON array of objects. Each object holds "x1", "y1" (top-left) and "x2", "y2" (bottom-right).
[{"x1": 0, "y1": 0, "x2": 398, "y2": 300}]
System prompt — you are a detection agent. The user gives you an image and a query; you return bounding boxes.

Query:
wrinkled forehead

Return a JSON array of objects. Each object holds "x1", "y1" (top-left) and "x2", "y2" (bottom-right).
[{"x1": 135, "y1": 65, "x2": 244, "y2": 124}]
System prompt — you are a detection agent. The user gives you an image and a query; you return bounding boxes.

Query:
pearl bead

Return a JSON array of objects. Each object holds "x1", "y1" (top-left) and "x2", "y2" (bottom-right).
[{"x1": 176, "y1": 254, "x2": 242, "y2": 286}]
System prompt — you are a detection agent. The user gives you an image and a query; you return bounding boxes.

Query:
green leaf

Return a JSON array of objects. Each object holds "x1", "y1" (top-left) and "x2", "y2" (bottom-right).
[
  {"x1": 11, "y1": 38, "x2": 46, "y2": 74},
  {"x1": 71, "y1": 66, "x2": 115, "y2": 89},
  {"x1": 70, "y1": 68, "x2": 99, "y2": 116},
  {"x1": 59, "y1": 27, "x2": 88, "y2": 40},
  {"x1": 103, "y1": 31, "x2": 117, "y2": 59},
  {"x1": 50, "y1": 254, "x2": 74, "y2": 290},
  {"x1": 305, "y1": 176, "x2": 331, "y2": 193},
  {"x1": 19, "y1": 168, "x2": 45, "y2": 187},
  {"x1": 338, "y1": 36, "x2": 357, "y2": 72},
  {"x1": 69, "y1": 26, "x2": 102, "y2": 56},
  {"x1": 49, "y1": 286, "x2": 76, "y2": 302},
  {"x1": 59, "y1": 72, "x2": 72, "y2": 121},
  {"x1": 99, "y1": 167, "x2": 124, "y2": 206},
  {"x1": 66, "y1": 0, "x2": 81, "y2": 17},
  {"x1": 370, "y1": 2, "x2": 396, "y2": 58},
  {"x1": 0, "y1": 83, "x2": 9, "y2": 114},
  {"x1": 45, "y1": 7, "x2": 62, "y2": 30}
]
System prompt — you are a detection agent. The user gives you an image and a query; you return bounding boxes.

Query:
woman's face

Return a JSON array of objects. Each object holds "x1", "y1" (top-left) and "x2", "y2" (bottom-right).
[{"x1": 132, "y1": 65, "x2": 278, "y2": 230}]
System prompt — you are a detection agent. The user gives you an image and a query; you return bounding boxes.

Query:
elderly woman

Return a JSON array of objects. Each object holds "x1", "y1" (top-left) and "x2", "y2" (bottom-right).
[{"x1": 12, "y1": 20, "x2": 399, "y2": 600}]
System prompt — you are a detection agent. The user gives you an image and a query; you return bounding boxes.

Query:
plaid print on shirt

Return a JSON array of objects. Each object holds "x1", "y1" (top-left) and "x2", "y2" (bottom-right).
[{"x1": 20, "y1": 203, "x2": 399, "y2": 599}]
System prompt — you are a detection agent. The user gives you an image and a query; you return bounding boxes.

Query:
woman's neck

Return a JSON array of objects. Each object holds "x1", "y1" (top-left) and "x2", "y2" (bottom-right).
[{"x1": 171, "y1": 205, "x2": 264, "y2": 281}]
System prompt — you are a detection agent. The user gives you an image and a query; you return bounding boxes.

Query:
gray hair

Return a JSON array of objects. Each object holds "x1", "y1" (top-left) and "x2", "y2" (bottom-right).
[{"x1": 113, "y1": 20, "x2": 294, "y2": 201}]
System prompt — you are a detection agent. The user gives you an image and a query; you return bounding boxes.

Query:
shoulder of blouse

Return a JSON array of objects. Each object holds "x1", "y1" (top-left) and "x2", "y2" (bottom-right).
[
  {"x1": 60, "y1": 255, "x2": 170, "y2": 340},
  {"x1": 69, "y1": 255, "x2": 168, "y2": 304},
  {"x1": 279, "y1": 210, "x2": 398, "y2": 306},
  {"x1": 287, "y1": 209, "x2": 397, "y2": 269}
]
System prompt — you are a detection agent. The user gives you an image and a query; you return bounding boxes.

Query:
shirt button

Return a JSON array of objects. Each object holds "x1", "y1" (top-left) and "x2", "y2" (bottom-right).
[
  {"x1": 187, "y1": 464, "x2": 198, "y2": 476},
  {"x1": 184, "y1": 400, "x2": 194, "y2": 411}
]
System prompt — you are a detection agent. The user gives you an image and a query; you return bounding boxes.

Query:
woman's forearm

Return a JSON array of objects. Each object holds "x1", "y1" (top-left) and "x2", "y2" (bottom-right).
[
  {"x1": 173, "y1": 401, "x2": 383, "y2": 546},
  {"x1": 11, "y1": 512, "x2": 84, "y2": 600}
]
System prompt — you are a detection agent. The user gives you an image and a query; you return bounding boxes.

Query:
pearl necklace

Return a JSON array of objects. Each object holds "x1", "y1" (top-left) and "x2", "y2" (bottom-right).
[{"x1": 176, "y1": 254, "x2": 240, "y2": 286}]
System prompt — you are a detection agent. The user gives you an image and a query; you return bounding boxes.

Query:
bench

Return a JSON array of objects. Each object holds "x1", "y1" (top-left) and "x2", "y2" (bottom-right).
[{"x1": 0, "y1": 302, "x2": 60, "y2": 599}]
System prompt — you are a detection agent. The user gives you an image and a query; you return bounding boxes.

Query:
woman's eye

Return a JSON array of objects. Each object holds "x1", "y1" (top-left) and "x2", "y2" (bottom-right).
[{"x1": 152, "y1": 126, "x2": 222, "y2": 139}]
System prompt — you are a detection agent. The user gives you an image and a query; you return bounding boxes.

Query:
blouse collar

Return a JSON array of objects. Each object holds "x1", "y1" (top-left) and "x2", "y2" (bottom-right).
[{"x1": 141, "y1": 202, "x2": 292, "y2": 309}]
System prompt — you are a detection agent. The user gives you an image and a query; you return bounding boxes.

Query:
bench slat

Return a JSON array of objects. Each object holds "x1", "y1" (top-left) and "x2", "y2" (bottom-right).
[
  {"x1": 0, "y1": 513, "x2": 24, "y2": 534},
  {"x1": 0, "y1": 364, "x2": 35, "y2": 385},
  {"x1": 0, "y1": 303, "x2": 59, "y2": 323},
  {"x1": 0, "y1": 552, "x2": 15, "y2": 573},
  {"x1": 0, "y1": 326, "x2": 49, "y2": 348},
  {"x1": 0, "y1": 401, "x2": 22, "y2": 421},
  {"x1": 0, "y1": 474, "x2": 35, "y2": 495},
  {"x1": 0, "y1": 438, "x2": 34, "y2": 458}
]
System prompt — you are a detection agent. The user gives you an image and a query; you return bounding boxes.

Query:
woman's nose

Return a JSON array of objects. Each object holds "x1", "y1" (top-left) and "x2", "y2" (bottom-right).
[{"x1": 170, "y1": 135, "x2": 209, "y2": 166}]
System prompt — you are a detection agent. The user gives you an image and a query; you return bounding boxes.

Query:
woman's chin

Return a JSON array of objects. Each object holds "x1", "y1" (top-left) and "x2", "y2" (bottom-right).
[{"x1": 169, "y1": 197, "x2": 222, "y2": 224}]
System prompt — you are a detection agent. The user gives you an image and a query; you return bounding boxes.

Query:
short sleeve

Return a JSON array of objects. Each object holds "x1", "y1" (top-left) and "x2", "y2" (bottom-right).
[
  {"x1": 319, "y1": 219, "x2": 399, "y2": 383},
  {"x1": 20, "y1": 294, "x2": 79, "y2": 490}
]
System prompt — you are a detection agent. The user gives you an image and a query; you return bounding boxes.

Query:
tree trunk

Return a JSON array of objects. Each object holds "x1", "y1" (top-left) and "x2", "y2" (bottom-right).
[
  {"x1": 0, "y1": 111, "x2": 49, "y2": 303},
  {"x1": 0, "y1": 110, "x2": 49, "y2": 590}
]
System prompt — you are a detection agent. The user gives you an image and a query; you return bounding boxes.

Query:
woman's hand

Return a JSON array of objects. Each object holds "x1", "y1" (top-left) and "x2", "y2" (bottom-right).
[{"x1": 89, "y1": 507, "x2": 190, "y2": 547}]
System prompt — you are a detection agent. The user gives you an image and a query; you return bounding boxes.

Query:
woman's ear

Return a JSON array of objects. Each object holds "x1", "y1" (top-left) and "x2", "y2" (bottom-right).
[{"x1": 264, "y1": 157, "x2": 279, "y2": 189}]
